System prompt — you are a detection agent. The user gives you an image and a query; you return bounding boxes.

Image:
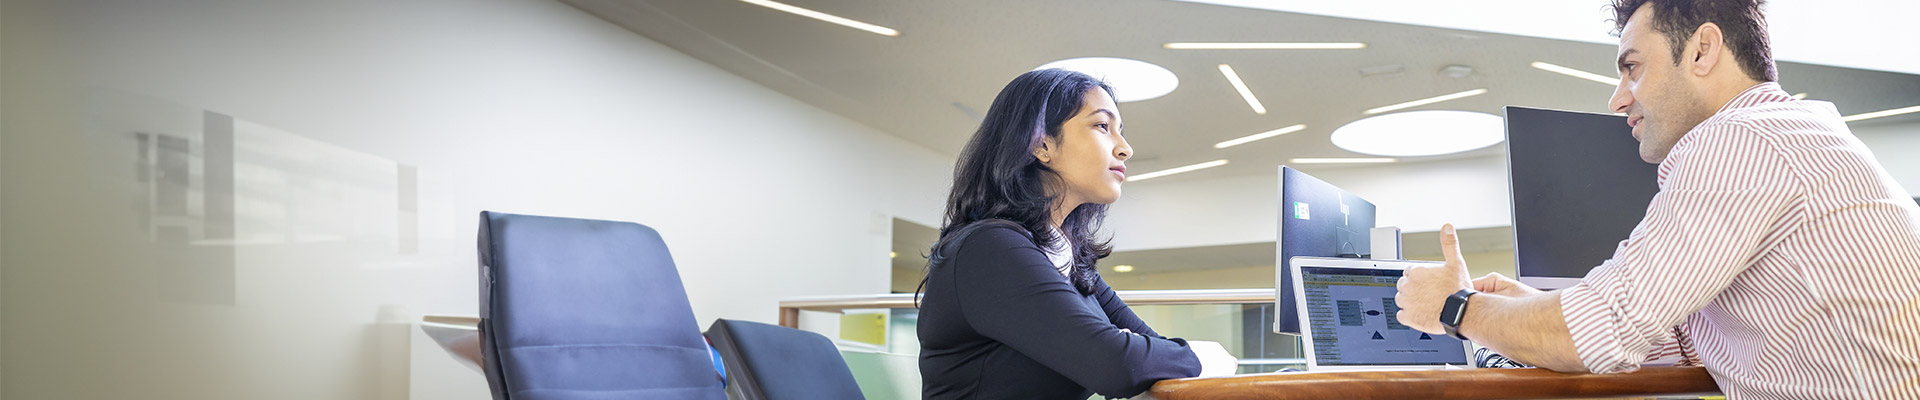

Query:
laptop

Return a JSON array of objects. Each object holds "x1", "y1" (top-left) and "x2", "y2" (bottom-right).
[{"x1": 1289, "y1": 256, "x2": 1474, "y2": 371}]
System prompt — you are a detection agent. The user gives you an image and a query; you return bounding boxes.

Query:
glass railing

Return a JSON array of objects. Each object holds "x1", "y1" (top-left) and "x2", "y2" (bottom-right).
[{"x1": 778, "y1": 289, "x2": 1305, "y2": 398}]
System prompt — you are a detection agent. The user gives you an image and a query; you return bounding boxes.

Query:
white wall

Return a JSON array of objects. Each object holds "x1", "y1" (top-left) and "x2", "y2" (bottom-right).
[
  {"x1": 0, "y1": 0, "x2": 951, "y2": 399},
  {"x1": 1107, "y1": 155, "x2": 1513, "y2": 251},
  {"x1": 1851, "y1": 120, "x2": 1920, "y2": 197}
]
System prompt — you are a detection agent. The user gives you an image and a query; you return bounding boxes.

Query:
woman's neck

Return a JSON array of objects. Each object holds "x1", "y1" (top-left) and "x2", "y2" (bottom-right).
[{"x1": 1048, "y1": 196, "x2": 1079, "y2": 233}]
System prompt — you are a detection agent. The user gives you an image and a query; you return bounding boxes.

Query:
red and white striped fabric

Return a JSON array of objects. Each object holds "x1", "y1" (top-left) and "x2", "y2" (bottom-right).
[{"x1": 1558, "y1": 82, "x2": 1920, "y2": 399}]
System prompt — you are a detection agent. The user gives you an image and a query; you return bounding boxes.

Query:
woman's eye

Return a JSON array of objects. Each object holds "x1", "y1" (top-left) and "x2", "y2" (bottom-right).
[{"x1": 1096, "y1": 123, "x2": 1110, "y2": 131}]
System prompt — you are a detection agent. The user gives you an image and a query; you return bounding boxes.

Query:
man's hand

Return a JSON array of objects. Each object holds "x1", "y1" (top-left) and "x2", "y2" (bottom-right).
[
  {"x1": 1474, "y1": 272, "x2": 1542, "y2": 297},
  {"x1": 1395, "y1": 224, "x2": 1473, "y2": 334}
]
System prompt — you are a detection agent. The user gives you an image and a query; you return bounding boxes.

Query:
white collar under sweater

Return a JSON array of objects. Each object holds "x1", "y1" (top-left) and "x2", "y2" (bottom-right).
[{"x1": 1044, "y1": 226, "x2": 1072, "y2": 278}]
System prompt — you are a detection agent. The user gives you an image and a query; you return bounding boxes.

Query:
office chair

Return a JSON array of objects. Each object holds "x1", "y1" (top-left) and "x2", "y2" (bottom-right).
[
  {"x1": 705, "y1": 319, "x2": 866, "y2": 400},
  {"x1": 477, "y1": 211, "x2": 726, "y2": 400}
]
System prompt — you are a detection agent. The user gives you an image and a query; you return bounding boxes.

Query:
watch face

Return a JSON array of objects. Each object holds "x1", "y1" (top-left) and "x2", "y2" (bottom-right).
[{"x1": 1441, "y1": 291, "x2": 1472, "y2": 326}]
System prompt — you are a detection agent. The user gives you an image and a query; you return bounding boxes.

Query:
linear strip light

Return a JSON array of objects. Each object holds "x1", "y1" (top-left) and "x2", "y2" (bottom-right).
[
  {"x1": 1791, "y1": 93, "x2": 1809, "y2": 100},
  {"x1": 1842, "y1": 105, "x2": 1920, "y2": 122},
  {"x1": 1530, "y1": 61, "x2": 1618, "y2": 85},
  {"x1": 1127, "y1": 159, "x2": 1229, "y2": 182},
  {"x1": 1218, "y1": 64, "x2": 1266, "y2": 114},
  {"x1": 739, "y1": 0, "x2": 900, "y2": 36},
  {"x1": 1215, "y1": 124, "x2": 1306, "y2": 149},
  {"x1": 1363, "y1": 88, "x2": 1488, "y2": 115},
  {"x1": 1165, "y1": 42, "x2": 1366, "y2": 50},
  {"x1": 1289, "y1": 158, "x2": 1397, "y2": 164}
]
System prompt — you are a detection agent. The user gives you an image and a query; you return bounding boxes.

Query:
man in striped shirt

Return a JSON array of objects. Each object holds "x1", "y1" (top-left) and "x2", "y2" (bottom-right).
[{"x1": 1395, "y1": 0, "x2": 1920, "y2": 398}]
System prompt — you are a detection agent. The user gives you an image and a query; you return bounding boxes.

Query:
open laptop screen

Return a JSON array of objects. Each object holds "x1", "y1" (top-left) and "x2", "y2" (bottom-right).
[{"x1": 1299, "y1": 265, "x2": 1470, "y2": 367}]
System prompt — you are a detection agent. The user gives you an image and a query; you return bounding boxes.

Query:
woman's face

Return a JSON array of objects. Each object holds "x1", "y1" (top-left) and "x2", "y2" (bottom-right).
[{"x1": 1036, "y1": 87, "x2": 1133, "y2": 207}]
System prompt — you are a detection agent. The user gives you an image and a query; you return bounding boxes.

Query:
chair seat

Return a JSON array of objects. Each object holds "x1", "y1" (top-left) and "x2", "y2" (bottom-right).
[{"x1": 705, "y1": 318, "x2": 866, "y2": 400}]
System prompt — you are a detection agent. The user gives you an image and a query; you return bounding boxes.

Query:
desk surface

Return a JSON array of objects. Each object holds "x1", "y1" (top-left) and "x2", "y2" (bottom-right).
[{"x1": 1149, "y1": 366, "x2": 1719, "y2": 400}]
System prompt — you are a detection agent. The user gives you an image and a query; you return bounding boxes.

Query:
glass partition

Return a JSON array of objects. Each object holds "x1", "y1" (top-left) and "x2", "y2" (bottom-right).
[{"x1": 777, "y1": 289, "x2": 1299, "y2": 397}]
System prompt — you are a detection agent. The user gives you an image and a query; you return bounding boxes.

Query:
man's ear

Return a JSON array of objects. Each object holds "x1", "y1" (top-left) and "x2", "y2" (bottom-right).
[{"x1": 1689, "y1": 23, "x2": 1726, "y2": 77}]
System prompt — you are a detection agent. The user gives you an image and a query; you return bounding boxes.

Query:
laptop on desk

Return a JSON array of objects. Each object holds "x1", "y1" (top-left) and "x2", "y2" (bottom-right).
[{"x1": 1289, "y1": 256, "x2": 1474, "y2": 371}]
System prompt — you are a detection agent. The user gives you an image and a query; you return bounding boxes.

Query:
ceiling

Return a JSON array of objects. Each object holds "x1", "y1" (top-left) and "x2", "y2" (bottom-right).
[
  {"x1": 565, "y1": 0, "x2": 1920, "y2": 184},
  {"x1": 1175, "y1": 0, "x2": 1920, "y2": 76}
]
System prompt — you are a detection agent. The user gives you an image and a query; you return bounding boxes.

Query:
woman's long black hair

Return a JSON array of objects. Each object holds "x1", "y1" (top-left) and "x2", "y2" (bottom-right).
[{"x1": 920, "y1": 68, "x2": 1117, "y2": 297}]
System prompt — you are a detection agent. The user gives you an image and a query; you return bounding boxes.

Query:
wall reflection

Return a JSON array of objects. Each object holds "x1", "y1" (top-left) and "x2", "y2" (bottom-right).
[
  {"x1": 91, "y1": 92, "x2": 422, "y2": 306},
  {"x1": 71, "y1": 91, "x2": 433, "y2": 398}
]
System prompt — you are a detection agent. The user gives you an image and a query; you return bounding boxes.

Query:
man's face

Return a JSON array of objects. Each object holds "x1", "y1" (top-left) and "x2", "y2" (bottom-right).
[{"x1": 1607, "y1": 4, "x2": 1712, "y2": 164}]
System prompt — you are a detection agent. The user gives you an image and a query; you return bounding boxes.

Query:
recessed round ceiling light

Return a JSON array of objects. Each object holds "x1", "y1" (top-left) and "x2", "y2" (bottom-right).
[
  {"x1": 1035, "y1": 57, "x2": 1178, "y2": 102},
  {"x1": 1330, "y1": 110, "x2": 1504, "y2": 157}
]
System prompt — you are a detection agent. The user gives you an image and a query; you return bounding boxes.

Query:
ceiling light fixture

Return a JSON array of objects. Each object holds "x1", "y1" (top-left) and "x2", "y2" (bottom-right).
[
  {"x1": 1036, "y1": 57, "x2": 1180, "y2": 102},
  {"x1": 1791, "y1": 93, "x2": 1809, "y2": 100},
  {"x1": 1359, "y1": 64, "x2": 1407, "y2": 77},
  {"x1": 1842, "y1": 105, "x2": 1920, "y2": 122},
  {"x1": 739, "y1": 0, "x2": 900, "y2": 36},
  {"x1": 1363, "y1": 88, "x2": 1488, "y2": 115},
  {"x1": 1127, "y1": 159, "x2": 1229, "y2": 182},
  {"x1": 1218, "y1": 64, "x2": 1266, "y2": 114},
  {"x1": 1164, "y1": 42, "x2": 1366, "y2": 50},
  {"x1": 1215, "y1": 124, "x2": 1306, "y2": 149},
  {"x1": 1113, "y1": 265, "x2": 1136, "y2": 272},
  {"x1": 1289, "y1": 158, "x2": 1398, "y2": 164},
  {"x1": 1331, "y1": 110, "x2": 1505, "y2": 157},
  {"x1": 1530, "y1": 61, "x2": 1618, "y2": 85}
]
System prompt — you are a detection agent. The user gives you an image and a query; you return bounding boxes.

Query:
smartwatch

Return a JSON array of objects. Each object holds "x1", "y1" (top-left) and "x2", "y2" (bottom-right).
[{"x1": 1440, "y1": 289, "x2": 1479, "y2": 341}]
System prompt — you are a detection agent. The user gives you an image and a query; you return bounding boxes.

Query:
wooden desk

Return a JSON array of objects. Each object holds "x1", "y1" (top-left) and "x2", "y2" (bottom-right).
[{"x1": 1149, "y1": 366, "x2": 1719, "y2": 400}]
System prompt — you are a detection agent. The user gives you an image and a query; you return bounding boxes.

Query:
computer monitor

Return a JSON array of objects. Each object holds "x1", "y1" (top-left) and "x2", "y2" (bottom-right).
[
  {"x1": 1275, "y1": 166, "x2": 1376, "y2": 335},
  {"x1": 1504, "y1": 106, "x2": 1660, "y2": 289}
]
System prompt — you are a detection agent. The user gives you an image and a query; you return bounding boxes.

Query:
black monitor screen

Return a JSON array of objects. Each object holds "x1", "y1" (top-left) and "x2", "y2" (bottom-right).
[
  {"x1": 1505, "y1": 106, "x2": 1660, "y2": 286},
  {"x1": 1275, "y1": 166, "x2": 1375, "y2": 335}
]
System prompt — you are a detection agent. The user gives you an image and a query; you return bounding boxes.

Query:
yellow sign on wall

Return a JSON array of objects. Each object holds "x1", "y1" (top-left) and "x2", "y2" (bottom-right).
[{"x1": 840, "y1": 311, "x2": 887, "y2": 346}]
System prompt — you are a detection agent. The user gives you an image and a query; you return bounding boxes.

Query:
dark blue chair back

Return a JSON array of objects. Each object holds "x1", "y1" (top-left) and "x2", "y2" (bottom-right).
[
  {"x1": 478, "y1": 211, "x2": 725, "y2": 400},
  {"x1": 704, "y1": 319, "x2": 866, "y2": 400}
]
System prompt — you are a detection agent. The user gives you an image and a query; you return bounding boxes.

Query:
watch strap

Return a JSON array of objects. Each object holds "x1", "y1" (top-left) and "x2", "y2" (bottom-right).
[{"x1": 1441, "y1": 289, "x2": 1478, "y2": 341}]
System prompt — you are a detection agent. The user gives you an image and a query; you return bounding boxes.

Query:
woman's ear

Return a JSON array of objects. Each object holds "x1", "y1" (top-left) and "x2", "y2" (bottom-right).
[{"x1": 1033, "y1": 137, "x2": 1056, "y2": 164}]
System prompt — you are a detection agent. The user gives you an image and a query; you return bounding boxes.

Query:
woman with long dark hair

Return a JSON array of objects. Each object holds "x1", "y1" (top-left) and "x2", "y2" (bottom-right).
[{"x1": 916, "y1": 69, "x2": 1202, "y2": 399}]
